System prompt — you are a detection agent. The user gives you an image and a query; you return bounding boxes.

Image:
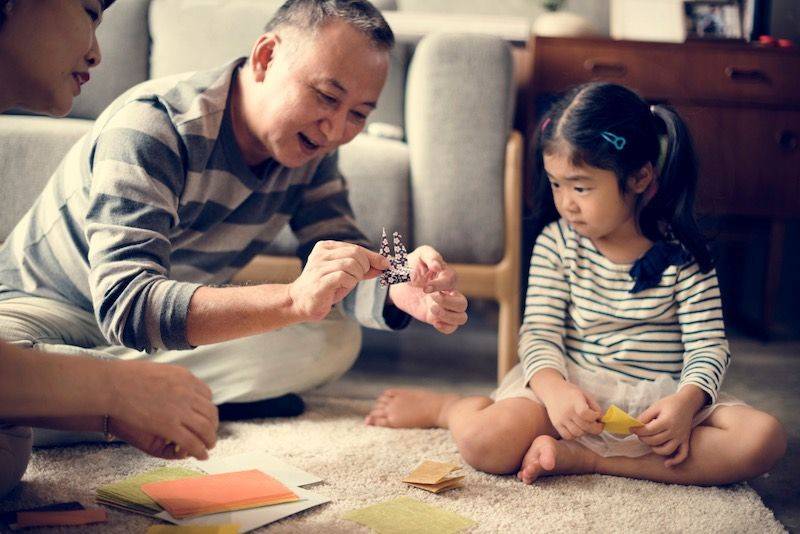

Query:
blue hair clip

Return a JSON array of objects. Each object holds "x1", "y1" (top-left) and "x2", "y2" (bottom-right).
[{"x1": 601, "y1": 131, "x2": 626, "y2": 150}]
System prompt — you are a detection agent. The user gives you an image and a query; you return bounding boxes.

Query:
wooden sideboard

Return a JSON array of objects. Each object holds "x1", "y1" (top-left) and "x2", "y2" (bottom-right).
[{"x1": 516, "y1": 36, "x2": 800, "y2": 336}]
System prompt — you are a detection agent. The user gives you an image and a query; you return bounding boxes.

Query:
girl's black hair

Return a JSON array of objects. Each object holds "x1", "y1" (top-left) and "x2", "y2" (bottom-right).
[{"x1": 530, "y1": 82, "x2": 712, "y2": 272}]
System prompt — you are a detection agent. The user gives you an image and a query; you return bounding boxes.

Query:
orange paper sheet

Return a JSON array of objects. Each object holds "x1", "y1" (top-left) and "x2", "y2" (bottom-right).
[
  {"x1": 140, "y1": 469, "x2": 299, "y2": 519},
  {"x1": 15, "y1": 508, "x2": 108, "y2": 527}
]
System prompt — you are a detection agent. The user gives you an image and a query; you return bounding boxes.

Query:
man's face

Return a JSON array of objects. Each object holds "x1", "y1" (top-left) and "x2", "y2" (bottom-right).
[
  {"x1": 244, "y1": 20, "x2": 389, "y2": 168},
  {"x1": 0, "y1": 0, "x2": 103, "y2": 116}
]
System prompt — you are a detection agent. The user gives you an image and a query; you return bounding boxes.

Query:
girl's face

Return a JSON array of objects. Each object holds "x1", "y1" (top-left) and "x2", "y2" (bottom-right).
[
  {"x1": 543, "y1": 149, "x2": 648, "y2": 242},
  {"x1": 0, "y1": 0, "x2": 103, "y2": 116}
]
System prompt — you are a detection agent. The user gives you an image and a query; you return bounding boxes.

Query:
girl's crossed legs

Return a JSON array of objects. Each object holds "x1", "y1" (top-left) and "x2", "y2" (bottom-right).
[{"x1": 366, "y1": 389, "x2": 787, "y2": 486}]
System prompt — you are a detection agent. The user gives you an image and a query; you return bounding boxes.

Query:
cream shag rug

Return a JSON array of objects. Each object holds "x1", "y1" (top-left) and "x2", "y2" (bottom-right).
[{"x1": 2, "y1": 387, "x2": 786, "y2": 534}]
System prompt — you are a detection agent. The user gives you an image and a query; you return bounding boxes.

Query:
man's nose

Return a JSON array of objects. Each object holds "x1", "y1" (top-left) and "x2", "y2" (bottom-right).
[{"x1": 319, "y1": 109, "x2": 347, "y2": 145}]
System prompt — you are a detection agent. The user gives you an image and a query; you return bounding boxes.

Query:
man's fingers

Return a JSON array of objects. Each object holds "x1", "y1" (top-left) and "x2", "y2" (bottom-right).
[
  {"x1": 433, "y1": 321, "x2": 457, "y2": 334},
  {"x1": 320, "y1": 271, "x2": 359, "y2": 299},
  {"x1": 423, "y1": 269, "x2": 457, "y2": 292},
  {"x1": 431, "y1": 290, "x2": 468, "y2": 312},
  {"x1": 314, "y1": 258, "x2": 367, "y2": 280},
  {"x1": 428, "y1": 303, "x2": 467, "y2": 327},
  {"x1": 362, "y1": 247, "x2": 390, "y2": 271},
  {"x1": 411, "y1": 245, "x2": 444, "y2": 266}
]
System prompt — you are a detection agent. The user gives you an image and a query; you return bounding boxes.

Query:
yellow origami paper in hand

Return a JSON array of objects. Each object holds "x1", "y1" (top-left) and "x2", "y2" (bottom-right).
[{"x1": 601, "y1": 405, "x2": 644, "y2": 435}]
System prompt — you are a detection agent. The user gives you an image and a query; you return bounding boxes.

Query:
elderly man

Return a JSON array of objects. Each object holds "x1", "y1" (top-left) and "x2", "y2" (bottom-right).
[{"x1": 0, "y1": 0, "x2": 468, "y2": 433}]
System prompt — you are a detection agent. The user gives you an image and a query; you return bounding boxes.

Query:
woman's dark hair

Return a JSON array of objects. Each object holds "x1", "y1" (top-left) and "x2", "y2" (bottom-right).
[
  {"x1": 530, "y1": 82, "x2": 711, "y2": 272},
  {"x1": 0, "y1": 0, "x2": 12, "y2": 30},
  {"x1": 1, "y1": 1, "x2": 116, "y2": 31}
]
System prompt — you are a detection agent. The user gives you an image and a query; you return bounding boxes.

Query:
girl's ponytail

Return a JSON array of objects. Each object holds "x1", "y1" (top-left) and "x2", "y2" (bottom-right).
[{"x1": 645, "y1": 105, "x2": 712, "y2": 272}]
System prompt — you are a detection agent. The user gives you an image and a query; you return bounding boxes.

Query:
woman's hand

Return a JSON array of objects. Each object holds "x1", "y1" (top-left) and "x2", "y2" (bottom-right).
[{"x1": 106, "y1": 360, "x2": 218, "y2": 461}]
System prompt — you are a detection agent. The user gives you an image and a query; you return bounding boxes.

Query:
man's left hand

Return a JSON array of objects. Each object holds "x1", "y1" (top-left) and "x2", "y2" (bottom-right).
[{"x1": 388, "y1": 245, "x2": 467, "y2": 334}]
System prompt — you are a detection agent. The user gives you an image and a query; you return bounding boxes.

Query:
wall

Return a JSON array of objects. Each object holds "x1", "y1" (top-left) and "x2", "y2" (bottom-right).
[
  {"x1": 770, "y1": 0, "x2": 800, "y2": 42},
  {"x1": 397, "y1": 0, "x2": 610, "y2": 35}
]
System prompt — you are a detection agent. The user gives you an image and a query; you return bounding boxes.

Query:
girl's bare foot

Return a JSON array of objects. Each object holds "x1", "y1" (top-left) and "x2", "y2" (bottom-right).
[
  {"x1": 516, "y1": 435, "x2": 597, "y2": 484},
  {"x1": 365, "y1": 388, "x2": 461, "y2": 429}
]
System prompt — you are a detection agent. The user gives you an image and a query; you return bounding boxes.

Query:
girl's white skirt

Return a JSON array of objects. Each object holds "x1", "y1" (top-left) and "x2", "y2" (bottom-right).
[{"x1": 493, "y1": 361, "x2": 745, "y2": 458}]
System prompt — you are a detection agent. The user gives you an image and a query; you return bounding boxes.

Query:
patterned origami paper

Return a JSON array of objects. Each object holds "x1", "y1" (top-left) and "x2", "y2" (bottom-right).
[{"x1": 378, "y1": 228, "x2": 412, "y2": 287}]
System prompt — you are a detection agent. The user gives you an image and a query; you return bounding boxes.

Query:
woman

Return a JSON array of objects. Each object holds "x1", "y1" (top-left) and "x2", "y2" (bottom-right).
[{"x1": 0, "y1": 0, "x2": 218, "y2": 499}]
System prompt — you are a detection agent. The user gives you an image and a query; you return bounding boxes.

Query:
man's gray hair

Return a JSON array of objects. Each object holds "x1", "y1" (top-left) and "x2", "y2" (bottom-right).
[{"x1": 264, "y1": 0, "x2": 394, "y2": 51}]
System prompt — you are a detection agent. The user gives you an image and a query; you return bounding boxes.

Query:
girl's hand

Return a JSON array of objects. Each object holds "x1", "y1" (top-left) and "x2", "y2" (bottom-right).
[
  {"x1": 541, "y1": 381, "x2": 603, "y2": 440},
  {"x1": 632, "y1": 386, "x2": 705, "y2": 467}
]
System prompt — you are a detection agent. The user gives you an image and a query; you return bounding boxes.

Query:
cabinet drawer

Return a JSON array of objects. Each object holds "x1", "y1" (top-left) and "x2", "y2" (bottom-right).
[
  {"x1": 679, "y1": 106, "x2": 800, "y2": 218},
  {"x1": 684, "y1": 50, "x2": 800, "y2": 107},
  {"x1": 532, "y1": 38, "x2": 690, "y2": 100}
]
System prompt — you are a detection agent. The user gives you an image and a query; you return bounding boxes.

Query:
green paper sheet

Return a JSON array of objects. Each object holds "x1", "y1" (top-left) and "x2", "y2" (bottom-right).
[
  {"x1": 343, "y1": 496, "x2": 475, "y2": 534},
  {"x1": 96, "y1": 467, "x2": 203, "y2": 515}
]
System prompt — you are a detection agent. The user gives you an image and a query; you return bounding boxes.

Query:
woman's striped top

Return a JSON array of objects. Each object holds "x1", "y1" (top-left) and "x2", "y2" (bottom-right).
[{"x1": 519, "y1": 219, "x2": 730, "y2": 403}]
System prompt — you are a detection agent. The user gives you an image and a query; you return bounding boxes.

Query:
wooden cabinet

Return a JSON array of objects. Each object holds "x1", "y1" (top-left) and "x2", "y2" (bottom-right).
[{"x1": 519, "y1": 36, "x2": 800, "y2": 336}]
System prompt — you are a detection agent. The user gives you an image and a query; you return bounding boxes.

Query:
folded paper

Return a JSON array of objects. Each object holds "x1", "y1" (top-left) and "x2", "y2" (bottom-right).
[
  {"x1": 378, "y1": 228, "x2": 412, "y2": 286},
  {"x1": 601, "y1": 405, "x2": 644, "y2": 435},
  {"x1": 96, "y1": 466, "x2": 203, "y2": 515}
]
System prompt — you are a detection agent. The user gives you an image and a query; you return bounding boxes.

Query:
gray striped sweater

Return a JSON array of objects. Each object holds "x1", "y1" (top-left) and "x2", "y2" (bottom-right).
[
  {"x1": 520, "y1": 219, "x2": 730, "y2": 403},
  {"x1": 0, "y1": 59, "x2": 400, "y2": 352}
]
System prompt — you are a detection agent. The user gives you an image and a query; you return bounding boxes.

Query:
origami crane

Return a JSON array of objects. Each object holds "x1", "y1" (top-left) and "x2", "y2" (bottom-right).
[{"x1": 378, "y1": 228, "x2": 412, "y2": 287}]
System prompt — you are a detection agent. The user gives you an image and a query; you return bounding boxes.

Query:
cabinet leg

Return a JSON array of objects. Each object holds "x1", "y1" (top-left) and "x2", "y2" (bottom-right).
[{"x1": 761, "y1": 220, "x2": 785, "y2": 339}]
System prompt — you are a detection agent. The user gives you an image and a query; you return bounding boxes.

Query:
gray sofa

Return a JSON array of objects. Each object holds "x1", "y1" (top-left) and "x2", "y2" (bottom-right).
[{"x1": 0, "y1": 0, "x2": 521, "y2": 380}]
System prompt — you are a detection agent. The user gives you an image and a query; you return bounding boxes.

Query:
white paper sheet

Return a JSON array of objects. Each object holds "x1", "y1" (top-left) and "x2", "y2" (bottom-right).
[
  {"x1": 154, "y1": 485, "x2": 330, "y2": 533},
  {"x1": 195, "y1": 450, "x2": 322, "y2": 487}
]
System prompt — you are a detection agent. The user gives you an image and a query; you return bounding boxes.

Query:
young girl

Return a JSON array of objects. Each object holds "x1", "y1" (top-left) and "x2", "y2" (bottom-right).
[{"x1": 365, "y1": 82, "x2": 786, "y2": 486}]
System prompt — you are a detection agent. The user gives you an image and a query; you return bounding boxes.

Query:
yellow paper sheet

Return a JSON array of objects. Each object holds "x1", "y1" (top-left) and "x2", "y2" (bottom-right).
[
  {"x1": 601, "y1": 405, "x2": 644, "y2": 435},
  {"x1": 146, "y1": 526, "x2": 238, "y2": 534},
  {"x1": 342, "y1": 496, "x2": 475, "y2": 534},
  {"x1": 96, "y1": 467, "x2": 203, "y2": 515},
  {"x1": 401, "y1": 461, "x2": 461, "y2": 485}
]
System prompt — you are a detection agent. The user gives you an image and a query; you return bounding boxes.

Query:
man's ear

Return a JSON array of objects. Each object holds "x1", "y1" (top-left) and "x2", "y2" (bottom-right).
[
  {"x1": 249, "y1": 33, "x2": 279, "y2": 82},
  {"x1": 628, "y1": 162, "x2": 655, "y2": 194}
]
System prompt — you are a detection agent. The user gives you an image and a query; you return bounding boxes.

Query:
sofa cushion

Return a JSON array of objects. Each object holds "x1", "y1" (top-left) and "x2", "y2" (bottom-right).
[
  {"x1": 264, "y1": 132, "x2": 410, "y2": 256},
  {"x1": 0, "y1": 116, "x2": 93, "y2": 241},
  {"x1": 148, "y1": 0, "x2": 407, "y2": 131},
  {"x1": 69, "y1": 0, "x2": 151, "y2": 120},
  {"x1": 405, "y1": 33, "x2": 514, "y2": 264}
]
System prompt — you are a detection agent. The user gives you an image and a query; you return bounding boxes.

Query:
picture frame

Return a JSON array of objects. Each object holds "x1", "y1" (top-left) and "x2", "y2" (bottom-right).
[{"x1": 684, "y1": 0, "x2": 744, "y2": 40}]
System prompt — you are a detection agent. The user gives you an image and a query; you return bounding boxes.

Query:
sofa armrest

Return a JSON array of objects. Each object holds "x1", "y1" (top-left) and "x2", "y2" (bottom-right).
[{"x1": 405, "y1": 33, "x2": 515, "y2": 265}]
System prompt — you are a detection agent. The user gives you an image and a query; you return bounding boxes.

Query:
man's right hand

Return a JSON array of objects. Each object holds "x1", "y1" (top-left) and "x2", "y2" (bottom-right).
[
  {"x1": 105, "y1": 360, "x2": 218, "y2": 460},
  {"x1": 287, "y1": 240, "x2": 389, "y2": 321}
]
